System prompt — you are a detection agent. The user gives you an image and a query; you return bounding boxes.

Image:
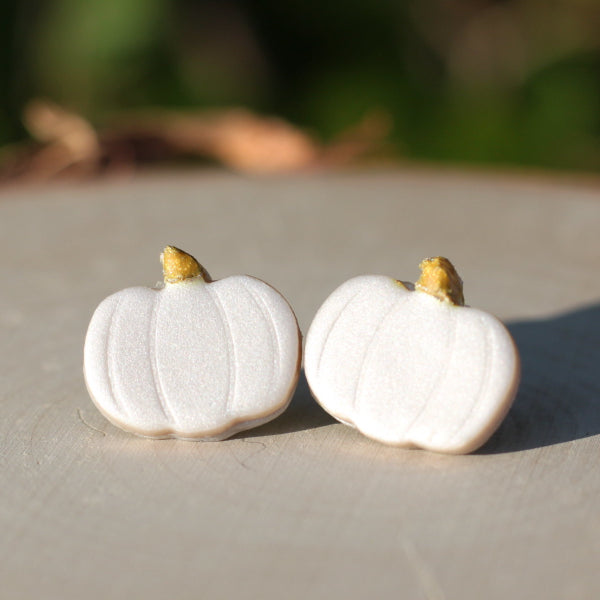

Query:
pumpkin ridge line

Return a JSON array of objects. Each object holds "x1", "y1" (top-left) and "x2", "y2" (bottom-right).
[
  {"x1": 405, "y1": 304, "x2": 457, "y2": 443},
  {"x1": 316, "y1": 288, "x2": 363, "y2": 377},
  {"x1": 106, "y1": 296, "x2": 125, "y2": 420},
  {"x1": 353, "y1": 294, "x2": 404, "y2": 413},
  {"x1": 209, "y1": 285, "x2": 235, "y2": 418},
  {"x1": 149, "y1": 293, "x2": 174, "y2": 425},
  {"x1": 448, "y1": 314, "x2": 493, "y2": 447},
  {"x1": 242, "y1": 281, "x2": 278, "y2": 391}
]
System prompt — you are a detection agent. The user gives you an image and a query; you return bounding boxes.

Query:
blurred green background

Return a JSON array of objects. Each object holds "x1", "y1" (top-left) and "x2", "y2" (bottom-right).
[{"x1": 1, "y1": 0, "x2": 600, "y2": 171}]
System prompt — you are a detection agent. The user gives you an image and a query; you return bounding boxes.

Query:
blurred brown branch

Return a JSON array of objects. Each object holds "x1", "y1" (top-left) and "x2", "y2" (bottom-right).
[{"x1": 0, "y1": 100, "x2": 392, "y2": 183}]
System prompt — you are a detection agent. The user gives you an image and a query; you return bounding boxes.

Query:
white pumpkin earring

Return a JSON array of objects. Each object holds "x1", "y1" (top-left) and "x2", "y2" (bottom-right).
[
  {"x1": 304, "y1": 257, "x2": 520, "y2": 454},
  {"x1": 84, "y1": 246, "x2": 301, "y2": 440}
]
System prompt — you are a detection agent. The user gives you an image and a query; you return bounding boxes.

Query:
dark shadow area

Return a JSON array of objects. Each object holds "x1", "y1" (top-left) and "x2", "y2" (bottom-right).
[
  {"x1": 480, "y1": 302, "x2": 600, "y2": 454},
  {"x1": 235, "y1": 370, "x2": 336, "y2": 439}
]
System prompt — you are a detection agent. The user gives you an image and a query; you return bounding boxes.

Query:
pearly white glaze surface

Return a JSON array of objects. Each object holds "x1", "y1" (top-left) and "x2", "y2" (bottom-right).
[
  {"x1": 84, "y1": 275, "x2": 301, "y2": 439},
  {"x1": 305, "y1": 275, "x2": 520, "y2": 453}
]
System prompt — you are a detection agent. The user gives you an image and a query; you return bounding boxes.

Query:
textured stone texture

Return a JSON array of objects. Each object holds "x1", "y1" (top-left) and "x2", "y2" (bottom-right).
[{"x1": 1, "y1": 169, "x2": 600, "y2": 599}]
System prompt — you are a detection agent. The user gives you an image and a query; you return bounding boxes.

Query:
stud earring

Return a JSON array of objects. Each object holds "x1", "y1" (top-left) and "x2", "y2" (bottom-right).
[
  {"x1": 84, "y1": 246, "x2": 301, "y2": 440},
  {"x1": 304, "y1": 257, "x2": 519, "y2": 454}
]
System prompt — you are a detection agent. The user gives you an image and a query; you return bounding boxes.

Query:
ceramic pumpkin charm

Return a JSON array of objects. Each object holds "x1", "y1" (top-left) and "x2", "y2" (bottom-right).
[
  {"x1": 304, "y1": 257, "x2": 520, "y2": 454},
  {"x1": 84, "y1": 246, "x2": 301, "y2": 440}
]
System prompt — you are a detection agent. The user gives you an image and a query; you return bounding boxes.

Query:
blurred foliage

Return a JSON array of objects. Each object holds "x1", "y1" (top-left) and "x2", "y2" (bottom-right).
[{"x1": 1, "y1": 0, "x2": 600, "y2": 171}]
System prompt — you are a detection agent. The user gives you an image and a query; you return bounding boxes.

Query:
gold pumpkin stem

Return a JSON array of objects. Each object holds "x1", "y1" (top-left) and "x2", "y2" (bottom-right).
[
  {"x1": 161, "y1": 246, "x2": 211, "y2": 283},
  {"x1": 415, "y1": 257, "x2": 464, "y2": 306}
]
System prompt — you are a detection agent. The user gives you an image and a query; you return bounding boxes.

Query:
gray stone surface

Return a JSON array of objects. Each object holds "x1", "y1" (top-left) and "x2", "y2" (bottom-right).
[{"x1": 1, "y1": 170, "x2": 600, "y2": 599}]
